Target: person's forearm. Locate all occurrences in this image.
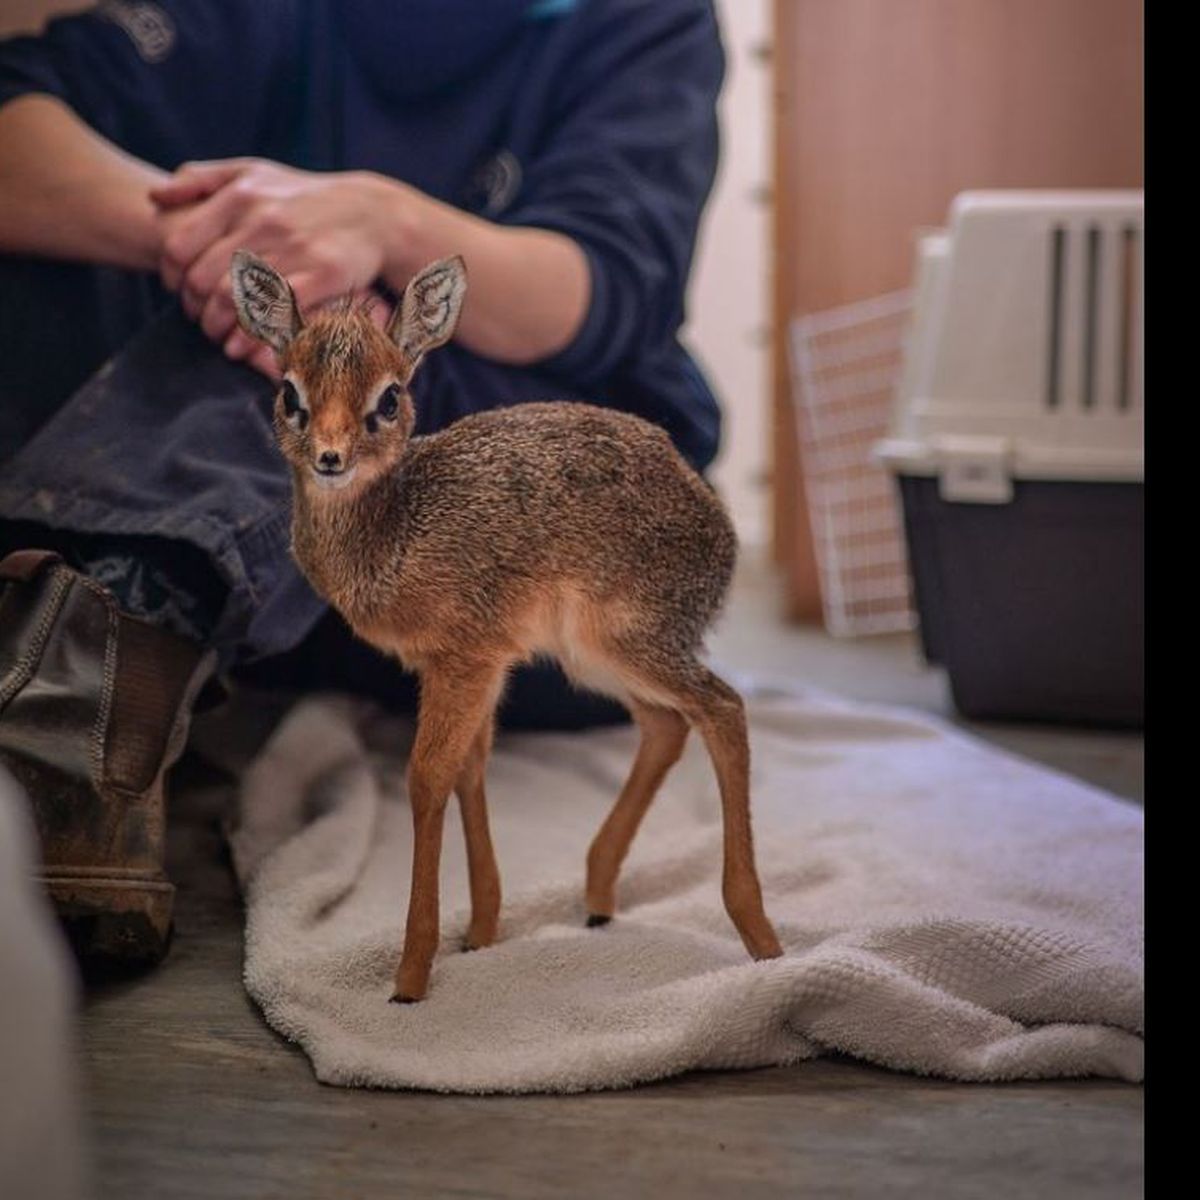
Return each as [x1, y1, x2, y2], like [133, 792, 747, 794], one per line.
[365, 173, 590, 366]
[0, 94, 165, 271]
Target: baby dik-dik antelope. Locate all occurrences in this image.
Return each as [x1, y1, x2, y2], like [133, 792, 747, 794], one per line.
[230, 250, 783, 1002]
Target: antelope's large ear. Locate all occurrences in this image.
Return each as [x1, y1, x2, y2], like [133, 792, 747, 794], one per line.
[387, 256, 467, 369]
[230, 250, 302, 354]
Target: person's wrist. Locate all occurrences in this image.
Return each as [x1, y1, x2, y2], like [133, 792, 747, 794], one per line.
[128, 182, 170, 274]
[360, 170, 435, 285]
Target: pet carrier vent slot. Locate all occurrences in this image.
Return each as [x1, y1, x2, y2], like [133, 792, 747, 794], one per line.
[1118, 224, 1138, 412]
[1046, 226, 1066, 410]
[1083, 225, 1101, 410]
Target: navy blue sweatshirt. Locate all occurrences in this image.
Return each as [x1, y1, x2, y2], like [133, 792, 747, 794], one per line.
[0, 0, 725, 467]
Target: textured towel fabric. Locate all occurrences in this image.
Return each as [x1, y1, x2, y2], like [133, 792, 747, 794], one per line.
[228, 687, 1144, 1093]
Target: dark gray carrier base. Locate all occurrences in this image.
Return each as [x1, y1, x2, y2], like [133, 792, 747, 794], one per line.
[897, 476, 1143, 727]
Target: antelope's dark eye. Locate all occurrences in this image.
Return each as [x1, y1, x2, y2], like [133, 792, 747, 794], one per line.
[377, 384, 400, 421]
[280, 380, 307, 430]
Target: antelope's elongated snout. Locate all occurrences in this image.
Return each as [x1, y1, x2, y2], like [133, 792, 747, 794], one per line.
[315, 449, 344, 475]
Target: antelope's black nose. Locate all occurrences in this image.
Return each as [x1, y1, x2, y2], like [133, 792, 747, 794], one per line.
[316, 450, 343, 475]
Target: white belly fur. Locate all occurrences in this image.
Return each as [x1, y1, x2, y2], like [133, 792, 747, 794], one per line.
[519, 591, 675, 711]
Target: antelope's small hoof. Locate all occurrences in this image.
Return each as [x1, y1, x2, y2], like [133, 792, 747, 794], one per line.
[586, 913, 612, 928]
[751, 934, 784, 961]
[462, 926, 496, 953]
[390, 992, 421, 1005]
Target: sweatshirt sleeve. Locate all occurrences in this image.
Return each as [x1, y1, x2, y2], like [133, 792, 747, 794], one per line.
[0, 3, 300, 168]
[0, 8, 127, 129]
[500, 0, 725, 386]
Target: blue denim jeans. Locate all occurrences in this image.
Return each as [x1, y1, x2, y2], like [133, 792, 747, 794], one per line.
[0, 303, 629, 729]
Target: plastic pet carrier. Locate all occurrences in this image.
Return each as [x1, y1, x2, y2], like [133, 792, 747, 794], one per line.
[876, 191, 1144, 726]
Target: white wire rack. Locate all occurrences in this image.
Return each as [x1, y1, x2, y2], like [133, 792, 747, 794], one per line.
[788, 291, 917, 637]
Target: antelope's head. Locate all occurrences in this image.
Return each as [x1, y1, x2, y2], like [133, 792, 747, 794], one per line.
[230, 251, 467, 496]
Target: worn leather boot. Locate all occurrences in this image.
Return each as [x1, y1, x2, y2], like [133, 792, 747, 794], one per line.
[0, 549, 215, 963]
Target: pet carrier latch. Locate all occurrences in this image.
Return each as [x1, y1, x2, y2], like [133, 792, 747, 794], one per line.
[936, 436, 1014, 504]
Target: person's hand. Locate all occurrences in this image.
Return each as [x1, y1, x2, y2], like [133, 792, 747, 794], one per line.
[151, 159, 397, 372]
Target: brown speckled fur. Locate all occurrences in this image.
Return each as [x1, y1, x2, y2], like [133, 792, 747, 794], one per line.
[232, 250, 782, 1002]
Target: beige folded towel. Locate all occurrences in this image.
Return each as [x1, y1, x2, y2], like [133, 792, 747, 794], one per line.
[229, 687, 1143, 1093]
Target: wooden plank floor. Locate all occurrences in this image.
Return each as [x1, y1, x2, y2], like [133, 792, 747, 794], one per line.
[77, 554, 1143, 1199]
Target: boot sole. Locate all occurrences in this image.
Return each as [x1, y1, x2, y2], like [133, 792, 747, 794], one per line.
[39, 869, 175, 964]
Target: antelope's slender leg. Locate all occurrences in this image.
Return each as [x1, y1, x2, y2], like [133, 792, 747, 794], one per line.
[585, 702, 688, 924]
[680, 667, 782, 960]
[456, 715, 501, 951]
[608, 646, 782, 961]
[392, 662, 505, 1003]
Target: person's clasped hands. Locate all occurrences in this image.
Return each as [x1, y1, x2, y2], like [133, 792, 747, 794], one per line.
[150, 158, 402, 377]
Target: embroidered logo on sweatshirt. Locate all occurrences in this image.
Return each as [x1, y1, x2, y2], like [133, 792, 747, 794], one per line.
[465, 149, 523, 218]
[97, 1, 176, 63]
